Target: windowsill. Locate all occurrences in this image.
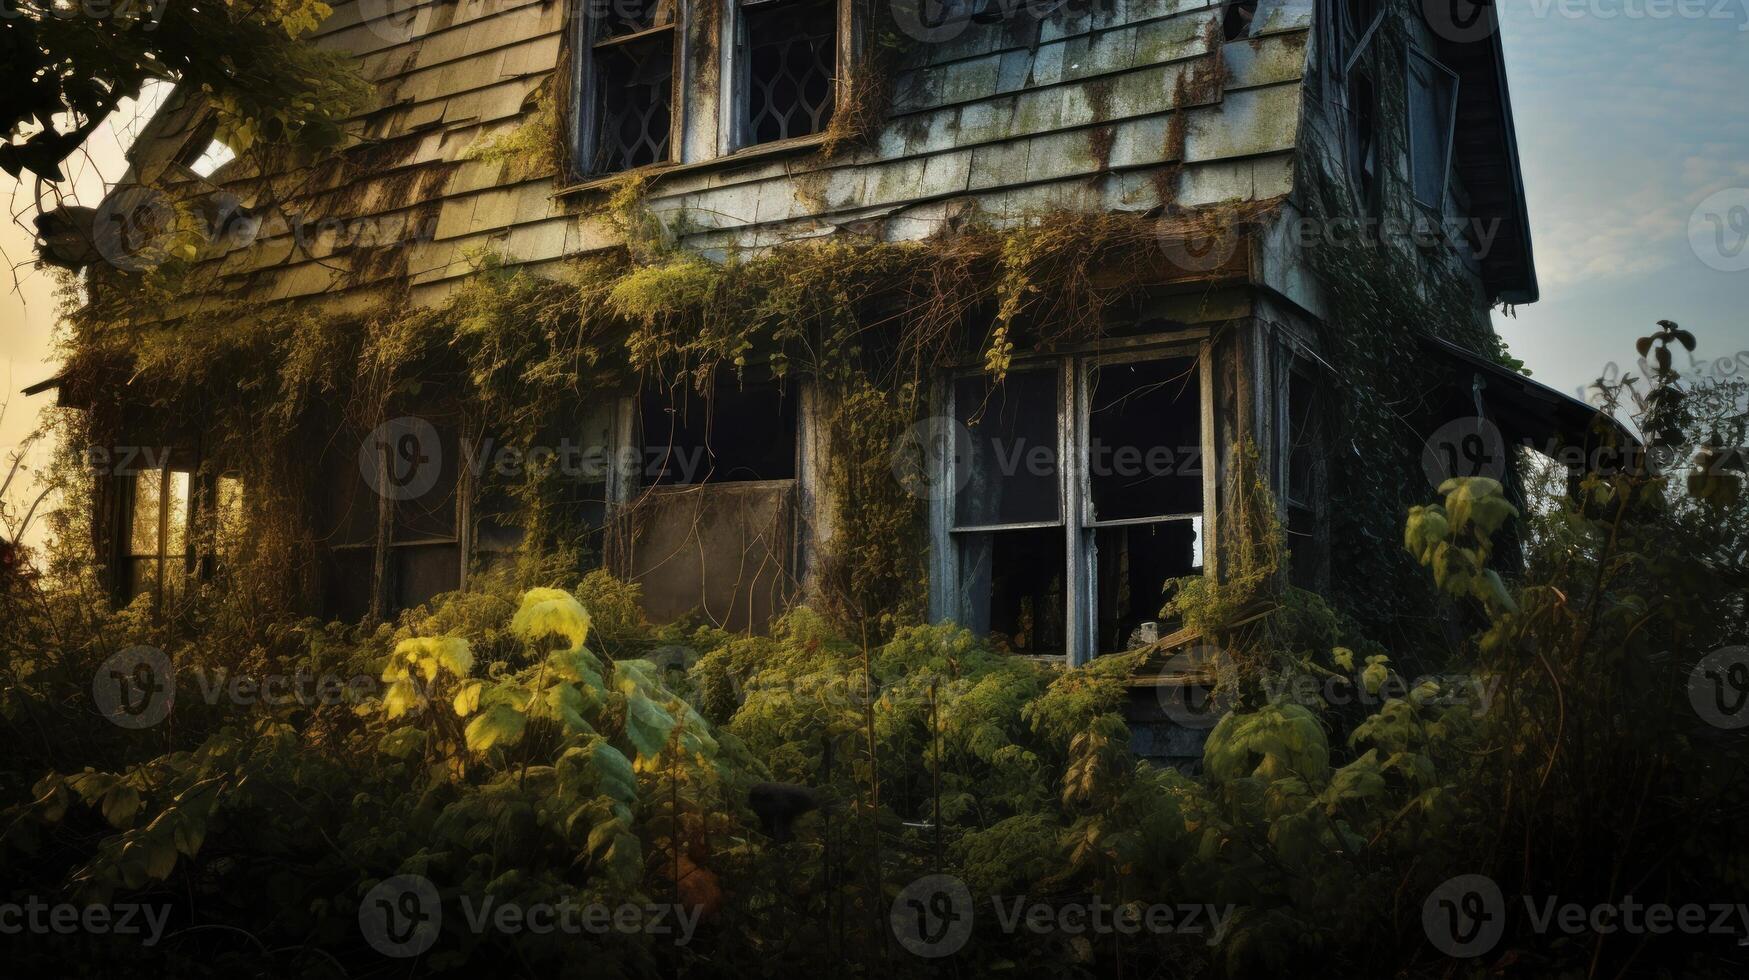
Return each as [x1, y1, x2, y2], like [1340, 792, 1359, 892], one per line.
[555, 134, 828, 199]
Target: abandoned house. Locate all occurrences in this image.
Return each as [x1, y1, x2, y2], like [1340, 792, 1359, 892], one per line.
[33, 0, 1613, 711]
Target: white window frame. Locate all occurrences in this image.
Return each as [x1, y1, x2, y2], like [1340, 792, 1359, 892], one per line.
[929, 340, 1217, 666]
[720, 0, 849, 154]
[571, 0, 684, 178]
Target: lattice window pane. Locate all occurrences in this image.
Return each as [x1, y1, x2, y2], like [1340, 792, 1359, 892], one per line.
[593, 34, 674, 174]
[743, 0, 836, 145]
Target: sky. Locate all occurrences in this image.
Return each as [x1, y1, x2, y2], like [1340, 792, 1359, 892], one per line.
[1491, 4, 1749, 400]
[3, 9, 1747, 543]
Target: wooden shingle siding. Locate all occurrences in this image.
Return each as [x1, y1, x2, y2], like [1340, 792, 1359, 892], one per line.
[136, 0, 1315, 313]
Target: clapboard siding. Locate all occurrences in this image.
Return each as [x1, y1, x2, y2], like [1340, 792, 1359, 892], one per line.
[132, 0, 1315, 313]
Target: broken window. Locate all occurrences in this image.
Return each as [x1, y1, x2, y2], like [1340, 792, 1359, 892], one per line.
[624, 378, 799, 632]
[640, 379, 797, 485]
[176, 121, 237, 179]
[1223, 0, 1258, 41]
[737, 0, 838, 147]
[1085, 357, 1205, 652]
[951, 368, 1066, 654]
[1283, 361, 1327, 591]
[937, 348, 1210, 662]
[578, 0, 676, 175]
[1406, 47, 1460, 214]
[1330, 0, 1384, 213]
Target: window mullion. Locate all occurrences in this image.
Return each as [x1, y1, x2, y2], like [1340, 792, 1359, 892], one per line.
[1064, 355, 1091, 667]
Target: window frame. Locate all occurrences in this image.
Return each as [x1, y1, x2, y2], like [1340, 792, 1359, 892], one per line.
[118, 459, 198, 614]
[1327, 0, 1385, 214]
[571, 0, 684, 179]
[1404, 44, 1461, 217]
[723, 0, 847, 153]
[930, 339, 1217, 666]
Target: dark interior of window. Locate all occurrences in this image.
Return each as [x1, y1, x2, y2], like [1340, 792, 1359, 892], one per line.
[742, 0, 836, 145]
[1086, 357, 1202, 522]
[641, 380, 797, 485]
[1095, 520, 1199, 652]
[961, 526, 1067, 656]
[1223, 0, 1258, 41]
[954, 369, 1060, 528]
[1407, 49, 1459, 212]
[587, 0, 674, 174]
[1286, 367, 1324, 590]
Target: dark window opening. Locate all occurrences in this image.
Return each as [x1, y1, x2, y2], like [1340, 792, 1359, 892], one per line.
[1086, 357, 1203, 523]
[1087, 357, 1204, 654]
[640, 380, 798, 486]
[1406, 48, 1460, 214]
[1285, 366, 1325, 591]
[323, 418, 463, 621]
[1096, 521, 1199, 653]
[953, 368, 1060, 528]
[582, 0, 675, 175]
[1348, 70, 1379, 211]
[1223, 0, 1258, 41]
[740, 0, 837, 146]
[959, 527, 1067, 656]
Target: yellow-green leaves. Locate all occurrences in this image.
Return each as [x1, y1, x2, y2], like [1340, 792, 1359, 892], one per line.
[452, 680, 484, 717]
[511, 588, 592, 651]
[464, 704, 528, 752]
[385, 636, 475, 683]
[1406, 479, 1522, 615]
[1204, 703, 1330, 786]
[1361, 655, 1391, 697]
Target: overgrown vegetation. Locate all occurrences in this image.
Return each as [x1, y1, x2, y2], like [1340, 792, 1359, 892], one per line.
[5, 320, 1746, 976]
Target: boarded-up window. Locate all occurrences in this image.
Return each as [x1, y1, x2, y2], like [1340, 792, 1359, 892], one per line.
[737, 0, 837, 146]
[579, 0, 676, 175]
[626, 379, 799, 630]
